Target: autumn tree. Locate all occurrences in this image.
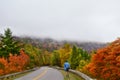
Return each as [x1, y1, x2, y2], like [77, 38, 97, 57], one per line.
[78, 48, 91, 70]
[24, 44, 42, 67]
[0, 28, 21, 58]
[58, 43, 71, 66]
[70, 45, 80, 69]
[0, 50, 30, 75]
[51, 51, 61, 66]
[84, 38, 120, 80]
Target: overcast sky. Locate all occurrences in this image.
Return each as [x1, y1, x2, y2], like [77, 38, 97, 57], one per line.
[0, 0, 120, 42]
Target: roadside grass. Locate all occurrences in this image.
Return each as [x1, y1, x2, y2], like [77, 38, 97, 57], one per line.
[60, 70, 85, 80]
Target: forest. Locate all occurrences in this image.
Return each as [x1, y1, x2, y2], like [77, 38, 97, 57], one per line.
[0, 28, 119, 80]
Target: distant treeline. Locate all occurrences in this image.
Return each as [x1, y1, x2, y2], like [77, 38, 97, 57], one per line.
[13, 36, 107, 53]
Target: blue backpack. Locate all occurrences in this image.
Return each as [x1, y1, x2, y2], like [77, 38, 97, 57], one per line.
[64, 62, 70, 69]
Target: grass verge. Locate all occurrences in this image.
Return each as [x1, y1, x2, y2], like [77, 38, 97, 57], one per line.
[60, 70, 85, 80]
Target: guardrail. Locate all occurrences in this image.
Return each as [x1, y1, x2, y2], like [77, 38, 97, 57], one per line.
[53, 66, 96, 80]
[0, 66, 96, 80]
[0, 67, 38, 80]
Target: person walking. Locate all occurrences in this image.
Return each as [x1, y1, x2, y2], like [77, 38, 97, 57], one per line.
[64, 60, 70, 80]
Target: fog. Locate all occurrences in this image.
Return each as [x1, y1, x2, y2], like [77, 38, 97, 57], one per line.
[0, 0, 120, 42]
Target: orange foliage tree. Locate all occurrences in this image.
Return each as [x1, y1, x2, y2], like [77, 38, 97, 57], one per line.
[84, 38, 120, 80]
[0, 50, 30, 75]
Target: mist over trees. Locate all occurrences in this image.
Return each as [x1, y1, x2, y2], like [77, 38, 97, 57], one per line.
[13, 36, 106, 53]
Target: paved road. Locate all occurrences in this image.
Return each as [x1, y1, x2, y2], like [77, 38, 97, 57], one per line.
[15, 67, 64, 80]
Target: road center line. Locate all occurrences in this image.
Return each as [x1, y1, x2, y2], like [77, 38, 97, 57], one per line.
[33, 68, 48, 80]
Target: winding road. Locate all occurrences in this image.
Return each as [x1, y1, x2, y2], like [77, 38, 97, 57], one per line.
[15, 67, 64, 80]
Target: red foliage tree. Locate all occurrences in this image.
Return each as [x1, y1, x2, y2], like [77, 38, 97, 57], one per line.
[84, 38, 120, 80]
[0, 50, 30, 75]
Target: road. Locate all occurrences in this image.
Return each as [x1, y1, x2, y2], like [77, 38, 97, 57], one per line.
[15, 67, 64, 80]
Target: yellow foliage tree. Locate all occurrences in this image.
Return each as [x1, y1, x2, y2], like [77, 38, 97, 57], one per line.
[58, 44, 72, 66]
[24, 44, 42, 67]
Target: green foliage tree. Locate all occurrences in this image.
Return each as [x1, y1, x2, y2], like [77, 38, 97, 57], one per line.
[24, 44, 42, 67]
[78, 48, 91, 60]
[70, 46, 91, 70]
[78, 48, 91, 70]
[0, 28, 20, 58]
[51, 51, 61, 66]
[70, 45, 80, 69]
